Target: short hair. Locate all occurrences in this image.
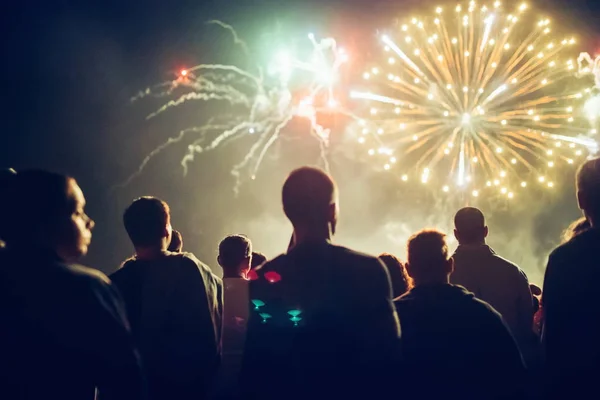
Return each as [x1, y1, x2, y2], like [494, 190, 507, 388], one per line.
[168, 229, 183, 252]
[577, 158, 600, 216]
[251, 251, 267, 269]
[454, 207, 486, 242]
[407, 229, 449, 273]
[123, 197, 170, 247]
[218, 235, 252, 269]
[282, 167, 337, 225]
[3, 170, 73, 245]
[379, 253, 413, 298]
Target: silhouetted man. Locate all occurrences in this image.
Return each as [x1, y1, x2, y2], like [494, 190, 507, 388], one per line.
[216, 235, 252, 399]
[111, 197, 222, 400]
[543, 157, 600, 398]
[240, 166, 401, 400]
[451, 207, 536, 364]
[0, 170, 144, 400]
[396, 230, 525, 399]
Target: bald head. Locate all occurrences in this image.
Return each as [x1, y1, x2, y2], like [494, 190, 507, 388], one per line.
[454, 207, 488, 244]
[282, 166, 338, 229]
[577, 158, 600, 223]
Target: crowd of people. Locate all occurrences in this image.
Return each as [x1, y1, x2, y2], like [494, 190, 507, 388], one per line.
[1, 158, 599, 400]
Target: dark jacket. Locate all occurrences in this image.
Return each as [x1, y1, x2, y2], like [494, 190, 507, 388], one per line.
[240, 240, 402, 400]
[111, 251, 222, 400]
[395, 283, 526, 400]
[0, 248, 145, 400]
[542, 227, 600, 398]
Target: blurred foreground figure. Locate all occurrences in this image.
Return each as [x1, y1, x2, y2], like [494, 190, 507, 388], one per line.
[0, 170, 144, 400]
[451, 207, 538, 366]
[241, 166, 401, 400]
[543, 157, 600, 398]
[111, 197, 222, 400]
[396, 230, 526, 400]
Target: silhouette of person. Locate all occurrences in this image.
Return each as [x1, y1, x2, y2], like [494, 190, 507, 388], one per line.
[240, 166, 401, 400]
[396, 230, 526, 399]
[216, 234, 252, 399]
[250, 251, 267, 269]
[543, 157, 600, 398]
[111, 197, 222, 400]
[0, 170, 144, 400]
[451, 207, 537, 366]
[167, 229, 183, 252]
[379, 252, 413, 298]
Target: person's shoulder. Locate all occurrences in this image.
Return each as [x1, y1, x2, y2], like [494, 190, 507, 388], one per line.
[550, 228, 599, 261]
[330, 244, 383, 269]
[58, 263, 117, 298]
[110, 256, 137, 278]
[175, 252, 221, 282]
[490, 251, 528, 279]
[58, 262, 110, 284]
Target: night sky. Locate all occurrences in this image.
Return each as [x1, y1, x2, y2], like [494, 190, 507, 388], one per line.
[3, 0, 600, 282]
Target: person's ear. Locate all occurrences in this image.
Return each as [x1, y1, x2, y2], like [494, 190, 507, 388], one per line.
[483, 226, 489, 239]
[454, 229, 459, 242]
[217, 255, 222, 267]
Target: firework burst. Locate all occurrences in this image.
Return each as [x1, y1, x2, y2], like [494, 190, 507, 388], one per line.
[120, 22, 347, 193]
[351, 2, 597, 199]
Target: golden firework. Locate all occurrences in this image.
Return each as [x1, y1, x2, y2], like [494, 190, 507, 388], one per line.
[351, 2, 597, 198]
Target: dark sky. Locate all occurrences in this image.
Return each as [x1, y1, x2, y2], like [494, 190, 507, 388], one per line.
[2, 0, 600, 280]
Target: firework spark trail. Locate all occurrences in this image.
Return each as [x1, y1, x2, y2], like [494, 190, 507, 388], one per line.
[577, 52, 600, 126]
[117, 22, 348, 191]
[352, 1, 596, 199]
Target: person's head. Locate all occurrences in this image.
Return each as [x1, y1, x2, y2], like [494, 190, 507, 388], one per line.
[562, 217, 591, 243]
[251, 251, 267, 269]
[577, 157, 600, 225]
[454, 207, 488, 245]
[168, 229, 183, 252]
[3, 170, 94, 262]
[123, 197, 172, 251]
[218, 235, 252, 278]
[282, 166, 338, 235]
[379, 253, 413, 298]
[405, 229, 453, 286]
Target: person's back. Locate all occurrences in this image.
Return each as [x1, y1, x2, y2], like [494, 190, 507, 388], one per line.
[396, 284, 525, 399]
[452, 245, 532, 337]
[451, 208, 534, 359]
[113, 251, 221, 399]
[242, 241, 400, 400]
[113, 196, 222, 400]
[397, 229, 525, 400]
[240, 167, 400, 400]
